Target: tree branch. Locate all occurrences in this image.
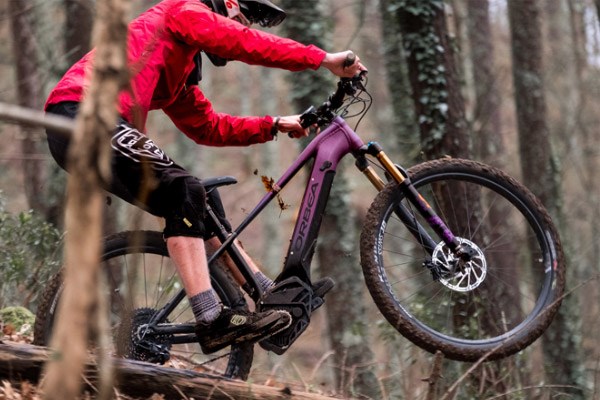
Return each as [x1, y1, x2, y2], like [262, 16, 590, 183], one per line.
[0, 102, 74, 135]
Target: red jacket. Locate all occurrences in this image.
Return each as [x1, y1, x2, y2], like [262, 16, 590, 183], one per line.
[45, 0, 326, 146]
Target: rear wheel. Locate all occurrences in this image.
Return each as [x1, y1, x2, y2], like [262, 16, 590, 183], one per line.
[360, 159, 565, 361]
[34, 230, 254, 379]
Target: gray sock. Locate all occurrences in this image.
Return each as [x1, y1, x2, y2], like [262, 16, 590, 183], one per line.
[255, 271, 274, 292]
[190, 289, 221, 323]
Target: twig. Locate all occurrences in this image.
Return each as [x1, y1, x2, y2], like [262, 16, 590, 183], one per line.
[308, 350, 335, 382]
[172, 384, 190, 400]
[484, 384, 591, 399]
[292, 361, 309, 391]
[425, 351, 445, 400]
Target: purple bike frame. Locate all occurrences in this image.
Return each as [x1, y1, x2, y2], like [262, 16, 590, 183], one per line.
[225, 117, 364, 285]
[152, 113, 462, 323]
[208, 115, 459, 302]
[150, 117, 363, 323]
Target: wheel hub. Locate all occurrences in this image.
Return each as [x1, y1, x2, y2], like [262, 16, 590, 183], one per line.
[432, 238, 486, 292]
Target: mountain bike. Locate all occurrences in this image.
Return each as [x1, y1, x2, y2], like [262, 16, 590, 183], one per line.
[34, 71, 565, 381]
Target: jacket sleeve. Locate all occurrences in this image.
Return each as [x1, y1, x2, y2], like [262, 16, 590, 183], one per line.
[163, 85, 275, 147]
[165, 2, 327, 71]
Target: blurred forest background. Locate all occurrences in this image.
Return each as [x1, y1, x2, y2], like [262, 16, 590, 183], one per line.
[2, 0, 600, 398]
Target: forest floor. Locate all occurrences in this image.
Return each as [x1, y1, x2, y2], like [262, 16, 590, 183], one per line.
[0, 324, 342, 400]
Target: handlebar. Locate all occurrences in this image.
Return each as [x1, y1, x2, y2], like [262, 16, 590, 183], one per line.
[299, 71, 367, 129]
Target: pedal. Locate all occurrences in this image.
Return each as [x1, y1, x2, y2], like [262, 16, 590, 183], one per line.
[311, 277, 335, 311]
[257, 277, 313, 355]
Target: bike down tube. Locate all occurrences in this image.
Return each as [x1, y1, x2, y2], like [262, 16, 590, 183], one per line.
[366, 142, 460, 252]
[274, 117, 365, 284]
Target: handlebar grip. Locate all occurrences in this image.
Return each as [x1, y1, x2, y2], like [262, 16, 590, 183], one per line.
[342, 52, 356, 69]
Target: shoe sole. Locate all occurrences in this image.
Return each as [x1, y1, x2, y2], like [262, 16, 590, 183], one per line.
[200, 310, 292, 354]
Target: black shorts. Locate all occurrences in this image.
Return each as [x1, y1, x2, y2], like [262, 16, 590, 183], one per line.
[45, 102, 231, 235]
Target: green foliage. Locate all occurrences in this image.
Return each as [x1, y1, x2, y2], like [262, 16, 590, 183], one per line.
[0, 194, 63, 310]
[0, 306, 35, 336]
[393, 0, 449, 144]
[390, 0, 444, 16]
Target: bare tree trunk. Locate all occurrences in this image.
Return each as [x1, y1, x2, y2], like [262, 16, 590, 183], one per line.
[462, 1, 527, 395]
[544, 0, 579, 152]
[317, 181, 380, 399]
[259, 68, 283, 271]
[507, 1, 586, 397]
[568, 0, 600, 272]
[65, 0, 94, 65]
[40, 0, 130, 398]
[45, 0, 97, 229]
[465, 0, 503, 164]
[8, 0, 46, 214]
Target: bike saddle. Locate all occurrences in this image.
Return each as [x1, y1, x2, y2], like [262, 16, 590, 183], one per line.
[201, 176, 237, 192]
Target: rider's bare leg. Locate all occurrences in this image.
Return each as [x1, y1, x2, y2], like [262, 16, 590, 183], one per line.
[166, 236, 212, 297]
[205, 236, 269, 288]
[167, 235, 226, 324]
[166, 235, 272, 320]
[167, 236, 290, 353]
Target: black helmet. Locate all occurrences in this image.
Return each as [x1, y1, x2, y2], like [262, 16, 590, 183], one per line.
[202, 0, 286, 28]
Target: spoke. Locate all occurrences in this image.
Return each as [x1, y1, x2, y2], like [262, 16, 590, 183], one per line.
[143, 253, 148, 308]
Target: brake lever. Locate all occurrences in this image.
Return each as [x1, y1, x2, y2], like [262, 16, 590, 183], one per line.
[289, 67, 367, 138]
[354, 70, 368, 91]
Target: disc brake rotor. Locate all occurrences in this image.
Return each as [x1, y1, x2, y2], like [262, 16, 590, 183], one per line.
[432, 237, 486, 292]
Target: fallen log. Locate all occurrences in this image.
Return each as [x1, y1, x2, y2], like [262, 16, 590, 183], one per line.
[0, 342, 336, 399]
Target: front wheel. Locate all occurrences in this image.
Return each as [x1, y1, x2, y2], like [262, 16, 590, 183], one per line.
[33, 230, 254, 379]
[360, 159, 565, 361]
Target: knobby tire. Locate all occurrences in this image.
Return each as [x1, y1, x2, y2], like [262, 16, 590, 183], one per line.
[360, 158, 565, 361]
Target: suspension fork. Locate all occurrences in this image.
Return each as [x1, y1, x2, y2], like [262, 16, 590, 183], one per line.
[355, 142, 462, 255]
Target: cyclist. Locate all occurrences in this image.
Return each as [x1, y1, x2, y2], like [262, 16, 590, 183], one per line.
[45, 0, 366, 354]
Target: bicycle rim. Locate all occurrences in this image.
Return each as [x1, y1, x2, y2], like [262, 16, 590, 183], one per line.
[361, 159, 564, 361]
